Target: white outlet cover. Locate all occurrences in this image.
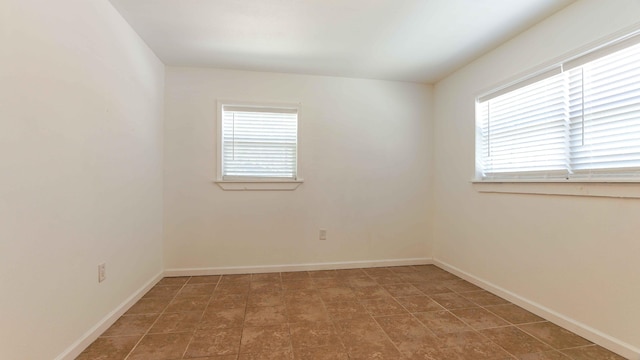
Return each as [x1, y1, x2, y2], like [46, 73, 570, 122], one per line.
[98, 263, 106, 283]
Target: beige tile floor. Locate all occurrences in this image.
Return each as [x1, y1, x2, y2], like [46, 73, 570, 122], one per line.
[77, 265, 626, 360]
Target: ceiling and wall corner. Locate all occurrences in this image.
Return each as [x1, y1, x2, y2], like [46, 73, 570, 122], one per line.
[107, 0, 575, 83]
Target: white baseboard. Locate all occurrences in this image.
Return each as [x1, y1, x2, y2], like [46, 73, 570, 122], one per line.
[433, 260, 640, 360]
[54, 270, 164, 360]
[164, 257, 433, 277]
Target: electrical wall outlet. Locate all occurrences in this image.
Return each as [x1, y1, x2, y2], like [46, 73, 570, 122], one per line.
[98, 263, 106, 283]
[319, 229, 327, 240]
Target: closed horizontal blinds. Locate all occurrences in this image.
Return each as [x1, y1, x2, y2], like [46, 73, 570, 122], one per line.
[569, 41, 640, 178]
[480, 72, 569, 179]
[478, 33, 640, 181]
[222, 106, 298, 180]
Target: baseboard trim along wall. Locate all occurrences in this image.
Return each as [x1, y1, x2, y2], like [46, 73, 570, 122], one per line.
[433, 260, 640, 360]
[55, 271, 164, 360]
[164, 257, 433, 277]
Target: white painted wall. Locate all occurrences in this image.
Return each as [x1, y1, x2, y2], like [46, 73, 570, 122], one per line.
[433, 0, 640, 356]
[164, 68, 432, 270]
[0, 0, 165, 359]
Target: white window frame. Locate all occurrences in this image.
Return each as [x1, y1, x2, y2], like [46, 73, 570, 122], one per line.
[215, 100, 303, 191]
[473, 27, 640, 199]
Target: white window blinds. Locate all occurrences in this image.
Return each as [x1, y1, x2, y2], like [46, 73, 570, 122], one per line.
[478, 33, 640, 181]
[221, 105, 298, 180]
[479, 72, 570, 178]
[570, 42, 640, 178]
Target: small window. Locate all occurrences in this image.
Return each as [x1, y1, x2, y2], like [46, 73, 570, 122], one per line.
[216, 102, 302, 190]
[476, 31, 640, 182]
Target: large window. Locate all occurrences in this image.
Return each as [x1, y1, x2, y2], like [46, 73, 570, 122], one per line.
[477, 32, 640, 181]
[217, 102, 301, 189]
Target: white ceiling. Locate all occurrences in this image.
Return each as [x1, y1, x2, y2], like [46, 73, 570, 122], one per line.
[108, 0, 574, 83]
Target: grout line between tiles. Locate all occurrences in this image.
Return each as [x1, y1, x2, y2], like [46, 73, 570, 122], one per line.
[123, 278, 191, 360]
[180, 275, 221, 359]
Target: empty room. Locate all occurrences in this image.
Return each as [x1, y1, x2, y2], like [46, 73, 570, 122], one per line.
[2, 0, 640, 359]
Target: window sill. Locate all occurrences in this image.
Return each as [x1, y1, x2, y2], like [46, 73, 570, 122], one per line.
[472, 180, 640, 199]
[215, 180, 304, 191]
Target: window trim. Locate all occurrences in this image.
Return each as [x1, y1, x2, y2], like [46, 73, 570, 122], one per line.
[471, 180, 640, 199]
[215, 99, 304, 191]
[474, 25, 640, 186]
